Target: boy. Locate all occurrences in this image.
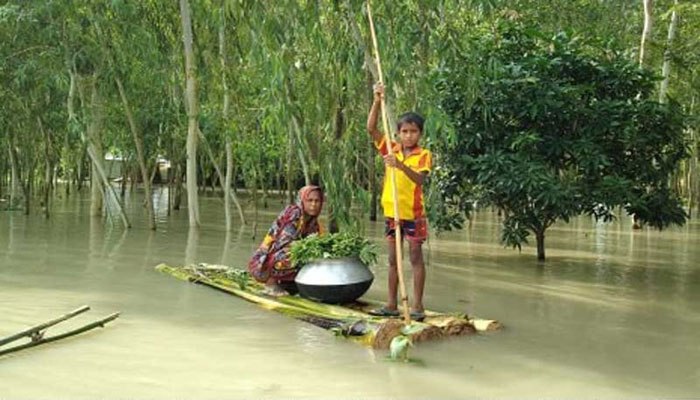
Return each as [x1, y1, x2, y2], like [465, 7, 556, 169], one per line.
[367, 83, 432, 321]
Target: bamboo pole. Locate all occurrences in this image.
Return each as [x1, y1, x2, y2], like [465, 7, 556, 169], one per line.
[366, 1, 411, 325]
[0, 313, 120, 357]
[0, 305, 90, 347]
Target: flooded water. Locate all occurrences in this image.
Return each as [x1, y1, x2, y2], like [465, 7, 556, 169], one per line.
[1, 188, 699, 398]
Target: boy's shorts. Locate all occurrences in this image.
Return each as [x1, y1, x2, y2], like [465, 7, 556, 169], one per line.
[385, 218, 428, 244]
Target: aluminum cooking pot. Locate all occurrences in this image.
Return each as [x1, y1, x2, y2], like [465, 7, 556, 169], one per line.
[294, 257, 374, 304]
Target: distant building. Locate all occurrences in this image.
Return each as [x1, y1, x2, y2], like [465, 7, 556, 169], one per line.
[104, 153, 123, 180]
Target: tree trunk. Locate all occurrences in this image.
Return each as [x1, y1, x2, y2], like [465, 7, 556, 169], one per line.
[197, 127, 245, 223]
[251, 169, 259, 239]
[38, 117, 52, 218]
[120, 163, 128, 199]
[23, 167, 32, 215]
[286, 119, 294, 205]
[115, 76, 156, 230]
[291, 115, 311, 186]
[89, 135, 103, 216]
[535, 229, 546, 262]
[224, 141, 234, 231]
[366, 69, 378, 221]
[218, 5, 243, 230]
[689, 103, 698, 216]
[174, 163, 184, 211]
[179, 0, 200, 227]
[76, 146, 87, 192]
[262, 176, 269, 209]
[640, 0, 654, 66]
[78, 76, 104, 217]
[7, 140, 18, 209]
[85, 142, 131, 229]
[74, 72, 130, 228]
[659, 0, 679, 103]
[64, 61, 77, 198]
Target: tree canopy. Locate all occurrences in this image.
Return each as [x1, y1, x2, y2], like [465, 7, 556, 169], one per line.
[434, 21, 688, 260]
[0, 1, 698, 260]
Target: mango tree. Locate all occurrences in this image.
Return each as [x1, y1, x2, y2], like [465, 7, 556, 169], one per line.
[435, 22, 688, 260]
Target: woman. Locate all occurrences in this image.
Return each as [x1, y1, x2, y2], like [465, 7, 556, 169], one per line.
[248, 186, 323, 296]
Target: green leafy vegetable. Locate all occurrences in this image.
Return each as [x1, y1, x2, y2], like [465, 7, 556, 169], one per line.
[289, 232, 378, 267]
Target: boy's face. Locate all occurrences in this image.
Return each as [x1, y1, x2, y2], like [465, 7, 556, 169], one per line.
[398, 122, 422, 149]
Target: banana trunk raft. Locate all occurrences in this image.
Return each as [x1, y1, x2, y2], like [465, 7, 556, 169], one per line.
[155, 263, 502, 349]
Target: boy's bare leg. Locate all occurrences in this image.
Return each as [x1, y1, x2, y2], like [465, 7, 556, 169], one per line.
[387, 239, 399, 310]
[409, 241, 425, 312]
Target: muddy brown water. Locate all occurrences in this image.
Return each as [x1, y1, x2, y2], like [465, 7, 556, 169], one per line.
[1, 189, 698, 398]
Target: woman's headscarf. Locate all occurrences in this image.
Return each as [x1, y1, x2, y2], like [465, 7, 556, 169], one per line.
[297, 185, 324, 230]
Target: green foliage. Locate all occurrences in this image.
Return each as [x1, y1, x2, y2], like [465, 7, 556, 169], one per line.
[389, 335, 412, 362]
[289, 231, 378, 268]
[223, 268, 250, 290]
[387, 324, 424, 362]
[434, 21, 689, 258]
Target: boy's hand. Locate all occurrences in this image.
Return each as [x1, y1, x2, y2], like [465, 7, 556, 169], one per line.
[373, 82, 384, 103]
[383, 154, 400, 168]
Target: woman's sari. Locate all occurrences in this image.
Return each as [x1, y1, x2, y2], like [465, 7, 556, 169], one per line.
[248, 186, 323, 283]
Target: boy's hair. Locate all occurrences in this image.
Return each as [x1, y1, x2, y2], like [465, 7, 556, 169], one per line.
[396, 112, 425, 133]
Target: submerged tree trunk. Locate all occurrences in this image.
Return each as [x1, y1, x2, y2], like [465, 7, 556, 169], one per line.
[38, 117, 52, 218]
[251, 169, 259, 239]
[173, 162, 184, 211]
[115, 76, 156, 230]
[659, 0, 679, 103]
[84, 78, 104, 217]
[640, 0, 654, 66]
[7, 139, 19, 209]
[198, 128, 245, 222]
[535, 229, 546, 261]
[689, 98, 698, 217]
[220, 7, 233, 231]
[218, 4, 246, 229]
[22, 167, 32, 215]
[224, 141, 234, 230]
[179, 0, 200, 227]
[73, 71, 130, 228]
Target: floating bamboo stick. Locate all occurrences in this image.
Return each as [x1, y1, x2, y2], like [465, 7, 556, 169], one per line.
[0, 311, 120, 357]
[0, 305, 90, 347]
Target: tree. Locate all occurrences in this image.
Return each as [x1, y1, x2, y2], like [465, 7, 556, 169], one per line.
[179, 0, 201, 227]
[640, 0, 654, 66]
[434, 22, 688, 261]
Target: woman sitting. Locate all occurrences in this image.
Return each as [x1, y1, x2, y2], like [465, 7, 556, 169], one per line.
[248, 186, 323, 296]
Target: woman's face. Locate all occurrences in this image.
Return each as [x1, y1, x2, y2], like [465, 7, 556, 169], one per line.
[303, 190, 322, 217]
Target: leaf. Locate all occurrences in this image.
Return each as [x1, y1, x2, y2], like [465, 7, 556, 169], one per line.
[389, 335, 411, 362]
